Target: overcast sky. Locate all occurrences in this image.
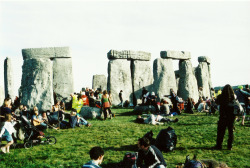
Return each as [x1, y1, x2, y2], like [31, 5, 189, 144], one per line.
[0, 0, 250, 97]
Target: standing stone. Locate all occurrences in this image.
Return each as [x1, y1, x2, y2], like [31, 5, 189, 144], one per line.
[178, 60, 199, 102]
[0, 86, 4, 105]
[107, 59, 133, 105]
[4, 57, 15, 101]
[19, 59, 53, 111]
[53, 58, 74, 104]
[196, 61, 210, 99]
[131, 60, 153, 104]
[92, 75, 107, 91]
[153, 58, 177, 100]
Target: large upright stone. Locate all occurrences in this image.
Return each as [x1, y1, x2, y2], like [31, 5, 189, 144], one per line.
[0, 86, 4, 105]
[53, 58, 74, 103]
[178, 60, 199, 102]
[92, 75, 107, 91]
[160, 50, 191, 60]
[108, 50, 151, 61]
[153, 58, 177, 99]
[131, 60, 153, 104]
[20, 59, 53, 111]
[4, 57, 15, 101]
[196, 62, 210, 99]
[107, 59, 133, 105]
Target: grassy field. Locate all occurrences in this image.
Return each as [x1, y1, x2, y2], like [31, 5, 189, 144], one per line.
[0, 108, 249, 168]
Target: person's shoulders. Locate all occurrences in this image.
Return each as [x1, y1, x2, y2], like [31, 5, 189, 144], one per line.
[82, 160, 101, 168]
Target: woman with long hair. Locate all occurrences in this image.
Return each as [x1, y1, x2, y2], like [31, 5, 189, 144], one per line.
[214, 84, 236, 150]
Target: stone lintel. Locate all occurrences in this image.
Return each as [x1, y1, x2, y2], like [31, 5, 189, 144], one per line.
[198, 56, 211, 64]
[107, 50, 151, 61]
[22, 47, 71, 60]
[160, 50, 191, 60]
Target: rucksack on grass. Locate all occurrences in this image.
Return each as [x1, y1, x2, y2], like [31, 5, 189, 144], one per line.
[155, 126, 177, 152]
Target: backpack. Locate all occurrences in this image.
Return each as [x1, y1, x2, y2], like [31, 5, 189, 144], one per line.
[121, 152, 138, 168]
[155, 127, 177, 152]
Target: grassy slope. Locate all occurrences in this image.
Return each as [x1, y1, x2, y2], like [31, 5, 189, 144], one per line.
[0, 108, 249, 168]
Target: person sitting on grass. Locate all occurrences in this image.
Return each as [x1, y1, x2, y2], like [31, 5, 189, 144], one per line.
[0, 114, 15, 154]
[82, 146, 104, 168]
[69, 109, 91, 128]
[136, 137, 167, 168]
[159, 99, 170, 115]
[136, 114, 178, 125]
[31, 107, 47, 131]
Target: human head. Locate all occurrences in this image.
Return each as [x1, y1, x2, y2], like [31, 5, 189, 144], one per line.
[151, 92, 155, 96]
[245, 84, 249, 89]
[120, 90, 123, 92]
[221, 84, 235, 102]
[238, 85, 243, 90]
[89, 147, 104, 164]
[33, 106, 38, 112]
[3, 98, 12, 107]
[103, 90, 107, 95]
[138, 137, 150, 151]
[19, 104, 24, 110]
[34, 110, 39, 116]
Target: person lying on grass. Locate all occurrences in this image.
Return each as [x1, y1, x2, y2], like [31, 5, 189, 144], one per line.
[82, 146, 104, 168]
[136, 114, 178, 125]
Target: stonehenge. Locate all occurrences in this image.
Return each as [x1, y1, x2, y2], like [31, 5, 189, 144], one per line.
[19, 47, 74, 111]
[0, 86, 4, 105]
[3, 47, 212, 111]
[92, 75, 107, 91]
[4, 57, 15, 101]
[107, 50, 212, 105]
[107, 50, 153, 105]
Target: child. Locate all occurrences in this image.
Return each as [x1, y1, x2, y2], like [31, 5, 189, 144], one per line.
[0, 114, 15, 153]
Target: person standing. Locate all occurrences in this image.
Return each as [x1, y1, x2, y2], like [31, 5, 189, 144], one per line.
[214, 84, 236, 150]
[101, 90, 113, 120]
[119, 90, 123, 107]
[234, 85, 250, 125]
[136, 137, 167, 168]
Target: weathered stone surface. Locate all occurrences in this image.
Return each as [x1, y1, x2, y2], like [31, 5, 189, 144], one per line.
[133, 105, 157, 114]
[195, 62, 211, 99]
[107, 50, 151, 61]
[4, 57, 15, 101]
[19, 59, 53, 111]
[178, 60, 199, 102]
[153, 58, 177, 100]
[0, 86, 4, 105]
[198, 56, 211, 64]
[92, 75, 107, 91]
[53, 58, 74, 104]
[131, 60, 153, 105]
[79, 106, 102, 119]
[208, 64, 212, 89]
[160, 50, 191, 60]
[107, 59, 133, 105]
[22, 47, 71, 60]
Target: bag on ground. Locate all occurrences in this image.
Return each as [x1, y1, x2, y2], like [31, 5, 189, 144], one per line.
[121, 152, 138, 168]
[155, 126, 177, 152]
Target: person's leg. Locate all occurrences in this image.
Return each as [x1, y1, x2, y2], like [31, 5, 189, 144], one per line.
[103, 108, 108, 119]
[5, 140, 14, 153]
[227, 119, 235, 149]
[216, 120, 226, 149]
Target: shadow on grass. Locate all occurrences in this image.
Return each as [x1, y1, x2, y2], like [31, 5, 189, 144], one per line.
[116, 111, 136, 116]
[103, 144, 137, 152]
[177, 122, 217, 126]
[102, 162, 122, 168]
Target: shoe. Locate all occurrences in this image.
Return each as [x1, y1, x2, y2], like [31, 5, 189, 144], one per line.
[1, 147, 6, 153]
[86, 123, 92, 127]
[174, 118, 179, 123]
[110, 115, 112, 119]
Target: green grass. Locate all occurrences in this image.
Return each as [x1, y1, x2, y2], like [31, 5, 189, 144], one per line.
[0, 109, 249, 168]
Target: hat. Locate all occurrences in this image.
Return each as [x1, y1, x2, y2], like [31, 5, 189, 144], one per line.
[238, 85, 243, 89]
[151, 92, 155, 96]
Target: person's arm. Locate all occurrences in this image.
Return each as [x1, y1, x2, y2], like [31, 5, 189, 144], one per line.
[0, 127, 6, 137]
[240, 90, 250, 97]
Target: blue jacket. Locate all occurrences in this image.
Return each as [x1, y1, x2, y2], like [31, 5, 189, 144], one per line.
[235, 90, 250, 105]
[82, 160, 101, 168]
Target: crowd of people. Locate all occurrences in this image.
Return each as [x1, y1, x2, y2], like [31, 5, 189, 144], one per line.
[0, 84, 249, 167]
